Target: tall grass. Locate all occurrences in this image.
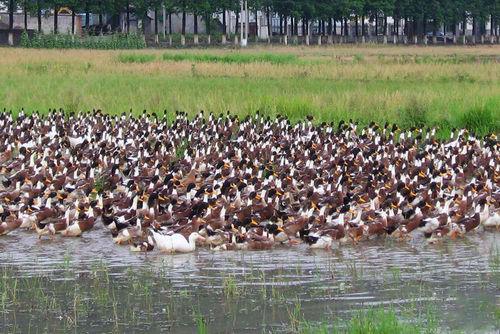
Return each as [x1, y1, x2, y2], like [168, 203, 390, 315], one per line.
[162, 52, 298, 64]
[0, 47, 498, 135]
[117, 53, 157, 63]
[298, 308, 437, 334]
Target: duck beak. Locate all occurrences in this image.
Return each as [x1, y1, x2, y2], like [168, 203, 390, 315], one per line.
[158, 195, 166, 201]
[391, 203, 397, 209]
[418, 171, 426, 178]
[359, 197, 366, 204]
[255, 194, 262, 201]
[250, 220, 259, 227]
[425, 203, 432, 209]
[286, 176, 292, 181]
[277, 227, 285, 233]
[57, 193, 64, 200]
[276, 191, 283, 196]
[91, 188, 98, 194]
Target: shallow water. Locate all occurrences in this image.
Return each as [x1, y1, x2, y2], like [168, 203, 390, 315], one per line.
[0, 226, 499, 333]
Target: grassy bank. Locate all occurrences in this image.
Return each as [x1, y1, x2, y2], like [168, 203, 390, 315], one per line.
[0, 45, 499, 134]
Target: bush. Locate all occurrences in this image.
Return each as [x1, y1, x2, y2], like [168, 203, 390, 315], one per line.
[20, 31, 31, 48]
[459, 106, 497, 136]
[399, 96, 428, 128]
[23, 33, 146, 50]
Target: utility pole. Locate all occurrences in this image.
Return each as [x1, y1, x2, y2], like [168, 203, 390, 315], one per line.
[245, 0, 249, 42]
[240, 0, 246, 46]
[162, 4, 166, 39]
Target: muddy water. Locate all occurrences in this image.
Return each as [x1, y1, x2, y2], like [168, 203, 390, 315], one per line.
[0, 226, 498, 333]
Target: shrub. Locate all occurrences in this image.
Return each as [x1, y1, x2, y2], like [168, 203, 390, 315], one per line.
[22, 33, 146, 50]
[399, 96, 428, 128]
[20, 31, 31, 48]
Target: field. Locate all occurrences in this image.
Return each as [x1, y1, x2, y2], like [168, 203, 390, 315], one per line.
[0, 45, 499, 135]
[0, 45, 499, 333]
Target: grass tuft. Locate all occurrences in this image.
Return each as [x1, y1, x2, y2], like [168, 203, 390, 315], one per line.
[399, 96, 428, 128]
[117, 54, 156, 63]
[458, 106, 496, 136]
[162, 52, 298, 65]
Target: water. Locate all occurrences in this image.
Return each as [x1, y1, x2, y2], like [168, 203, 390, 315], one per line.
[0, 225, 498, 333]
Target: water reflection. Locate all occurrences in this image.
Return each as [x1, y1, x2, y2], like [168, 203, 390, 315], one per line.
[0, 230, 498, 333]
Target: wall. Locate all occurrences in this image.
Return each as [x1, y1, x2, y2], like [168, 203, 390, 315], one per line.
[0, 13, 82, 35]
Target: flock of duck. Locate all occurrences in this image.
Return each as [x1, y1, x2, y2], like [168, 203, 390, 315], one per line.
[0, 109, 498, 253]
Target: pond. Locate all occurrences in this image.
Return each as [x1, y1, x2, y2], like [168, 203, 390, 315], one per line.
[0, 226, 498, 333]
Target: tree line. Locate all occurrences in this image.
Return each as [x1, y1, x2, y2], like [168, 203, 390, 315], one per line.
[2, 0, 499, 38]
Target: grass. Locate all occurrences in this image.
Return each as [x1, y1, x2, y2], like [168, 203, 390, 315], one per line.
[161, 52, 298, 64]
[117, 53, 156, 63]
[297, 308, 437, 334]
[0, 46, 499, 136]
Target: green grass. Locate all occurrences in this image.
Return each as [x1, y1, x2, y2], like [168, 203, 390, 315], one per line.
[299, 308, 437, 334]
[1, 47, 499, 136]
[117, 53, 157, 63]
[161, 52, 298, 64]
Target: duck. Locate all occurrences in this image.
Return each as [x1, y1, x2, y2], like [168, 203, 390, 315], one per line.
[149, 230, 206, 253]
[0, 210, 22, 236]
[0, 108, 496, 254]
[61, 207, 95, 237]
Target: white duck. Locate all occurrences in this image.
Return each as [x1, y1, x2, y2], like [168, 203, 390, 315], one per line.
[150, 230, 205, 253]
[308, 233, 335, 249]
[482, 211, 500, 229]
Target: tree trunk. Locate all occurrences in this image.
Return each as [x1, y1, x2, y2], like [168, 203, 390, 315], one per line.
[168, 13, 172, 45]
[344, 18, 348, 36]
[72, 9, 75, 35]
[24, 1, 28, 31]
[193, 14, 198, 45]
[462, 13, 467, 36]
[126, 1, 130, 34]
[181, 11, 186, 45]
[384, 15, 387, 35]
[169, 13, 172, 34]
[8, 0, 14, 30]
[333, 19, 336, 35]
[255, 9, 259, 42]
[375, 15, 378, 36]
[361, 15, 365, 37]
[266, 8, 271, 42]
[54, 5, 59, 34]
[37, 0, 42, 32]
[235, 12, 239, 34]
[355, 16, 359, 37]
[280, 15, 283, 36]
[85, 2, 90, 33]
[154, 8, 159, 44]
